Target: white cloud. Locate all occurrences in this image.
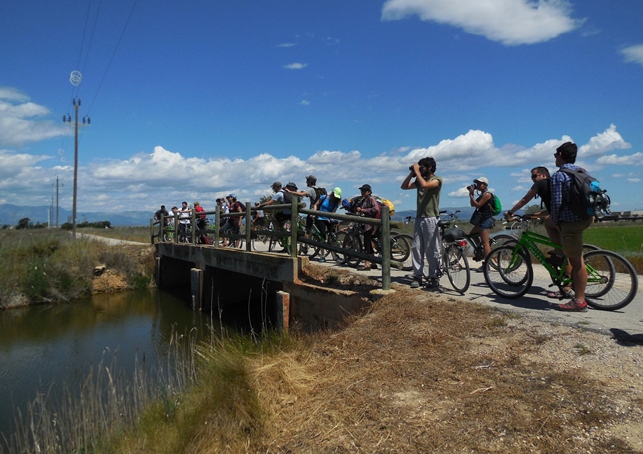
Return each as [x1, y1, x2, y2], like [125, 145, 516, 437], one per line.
[284, 62, 308, 70]
[277, 42, 297, 48]
[0, 90, 70, 147]
[578, 124, 631, 158]
[596, 152, 643, 167]
[300, 100, 310, 106]
[627, 178, 641, 183]
[381, 0, 580, 45]
[620, 44, 643, 66]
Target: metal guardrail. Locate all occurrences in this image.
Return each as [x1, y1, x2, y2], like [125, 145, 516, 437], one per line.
[151, 197, 396, 290]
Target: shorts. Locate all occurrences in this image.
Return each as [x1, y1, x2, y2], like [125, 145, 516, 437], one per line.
[274, 212, 290, 224]
[477, 217, 494, 230]
[560, 217, 593, 258]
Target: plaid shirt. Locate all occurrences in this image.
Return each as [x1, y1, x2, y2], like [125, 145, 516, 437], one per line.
[550, 163, 583, 225]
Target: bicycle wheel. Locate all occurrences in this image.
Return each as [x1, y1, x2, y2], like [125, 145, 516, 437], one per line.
[342, 233, 362, 267]
[483, 246, 533, 299]
[328, 232, 346, 263]
[491, 233, 518, 248]
[391, 234, 411, 263]
[298, 238, 320, 259]
[584, 250, 638, 311]
[394, 234, 413, 270]
[444, 244, 470, 294]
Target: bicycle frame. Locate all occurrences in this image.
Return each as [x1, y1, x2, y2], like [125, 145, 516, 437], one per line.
[507, 229, 605, 289]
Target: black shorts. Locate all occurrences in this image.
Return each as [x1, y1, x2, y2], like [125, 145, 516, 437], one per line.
[274, 212, 289, 224]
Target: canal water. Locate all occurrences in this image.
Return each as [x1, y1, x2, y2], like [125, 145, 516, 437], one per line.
[0, 287, 217, 441]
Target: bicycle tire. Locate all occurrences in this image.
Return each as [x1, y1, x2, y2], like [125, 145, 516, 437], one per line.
[444, 244, 470, 294]
[483, 245, 533, 299]
[331, 232, 348, 264]
[391, 234, 411, 263]
[394, 233, 413, 270]
[584, 250, 638, 311]
[298, 238, 320, 259]
[342, 233, 362, 267]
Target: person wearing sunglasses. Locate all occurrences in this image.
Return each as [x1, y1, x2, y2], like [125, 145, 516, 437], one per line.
[504, 166, 572, 298]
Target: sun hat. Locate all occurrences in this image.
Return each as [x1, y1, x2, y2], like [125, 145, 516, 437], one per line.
[474, 177, 489, 185]
[286, 182, 298, 190]
[332, 187, 342, 198]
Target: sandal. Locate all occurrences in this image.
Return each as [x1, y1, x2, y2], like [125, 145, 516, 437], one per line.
[546, 289, 573, 299]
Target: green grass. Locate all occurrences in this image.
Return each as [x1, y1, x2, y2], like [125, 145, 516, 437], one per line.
[0, 229, 155, 307]
[583, 224, 643, 254]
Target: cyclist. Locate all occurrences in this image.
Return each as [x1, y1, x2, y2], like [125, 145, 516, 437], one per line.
[258, 182, 294, 228]
[178, 201, 191, 240]
[550, 142, 592, 312]
[354, 184, 380, 271]
[312, 187, 342, 262]
[153, 205, 169, 239]
[285, 175, 323, 236]
[401, 157, 442, 289]
[468, 177, 493, 262]
[505, 166, 572, 299]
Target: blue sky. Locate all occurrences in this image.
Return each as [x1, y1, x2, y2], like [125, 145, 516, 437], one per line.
[1, 0, 642, 216]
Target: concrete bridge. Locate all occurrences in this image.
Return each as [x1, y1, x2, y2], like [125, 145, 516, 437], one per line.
[154, 199, 397, 331]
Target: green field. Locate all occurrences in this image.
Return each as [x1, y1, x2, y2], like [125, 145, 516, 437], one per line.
[584, 224, 643, 255]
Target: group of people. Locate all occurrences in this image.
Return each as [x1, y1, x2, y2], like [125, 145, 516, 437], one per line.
[154, 201, 207, 239]
[256, 177, 382, 269]
[405, 141, 592, 312]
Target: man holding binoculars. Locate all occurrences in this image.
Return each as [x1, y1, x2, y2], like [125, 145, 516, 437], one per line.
[401, 157, 442, 289]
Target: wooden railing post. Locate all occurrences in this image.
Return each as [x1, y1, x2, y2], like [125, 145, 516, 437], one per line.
[214, 205, 220, 248]
[246, 201, 252, 252]
[290, 196, 298, 258]
[191, 210, 197, 244]
[150, 218, 155, 244]
[381, 205, 391, 290]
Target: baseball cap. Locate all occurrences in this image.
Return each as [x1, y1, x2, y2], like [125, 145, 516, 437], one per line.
[474, 177, 489, 185]
[332, 187, 342, 198]
[358, 184, 372, 192]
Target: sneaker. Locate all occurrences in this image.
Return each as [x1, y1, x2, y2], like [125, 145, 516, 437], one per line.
[425, 277, 440, 289]
[318, 256, 326, 263]
[557, 298, 588, 312]
[410, 277, 422, 289]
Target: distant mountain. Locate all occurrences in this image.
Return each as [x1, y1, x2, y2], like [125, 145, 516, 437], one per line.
[0, 204, 154, 227]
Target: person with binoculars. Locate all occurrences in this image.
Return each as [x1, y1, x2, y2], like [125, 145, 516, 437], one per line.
[401, 157, 442, 289]
[467, 177, 494, 263]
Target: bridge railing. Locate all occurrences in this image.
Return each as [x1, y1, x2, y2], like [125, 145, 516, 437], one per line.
[152, 197, 396, 290]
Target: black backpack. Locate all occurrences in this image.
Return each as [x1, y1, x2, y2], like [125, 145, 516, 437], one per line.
[561, 168, 611, 219]
[313, 186, 327, 203]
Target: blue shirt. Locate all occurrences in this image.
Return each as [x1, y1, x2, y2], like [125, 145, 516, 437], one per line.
[316, 195, 339, 221]
[550, 163, 583, 225]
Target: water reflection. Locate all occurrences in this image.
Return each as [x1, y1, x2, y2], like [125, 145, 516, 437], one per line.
[0, 287, 210, 439]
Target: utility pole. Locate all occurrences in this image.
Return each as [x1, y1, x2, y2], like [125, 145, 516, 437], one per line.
[56, 176, 60, 228]
[63, 98, 90, 239]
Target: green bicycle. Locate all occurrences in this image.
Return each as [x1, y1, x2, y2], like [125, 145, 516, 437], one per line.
[483, 214, 638, 310]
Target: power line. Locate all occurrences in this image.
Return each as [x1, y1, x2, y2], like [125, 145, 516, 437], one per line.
[87, 0, 139, 115]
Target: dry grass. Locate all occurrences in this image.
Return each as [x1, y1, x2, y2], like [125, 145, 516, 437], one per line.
[243, 267, 643, 453]
[106, 264, 643, 453]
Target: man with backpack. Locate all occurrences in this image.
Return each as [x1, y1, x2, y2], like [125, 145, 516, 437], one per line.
[285, 175, 326, 235]
[258, 181, 294, 227]
[401, 157, 442, 289]
[550, 141, 593, 312]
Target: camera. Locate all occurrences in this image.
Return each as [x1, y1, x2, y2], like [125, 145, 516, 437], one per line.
[467, 184, 476, 192]
[409, 165, 415, 171]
